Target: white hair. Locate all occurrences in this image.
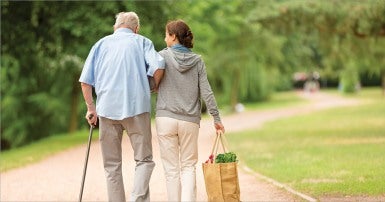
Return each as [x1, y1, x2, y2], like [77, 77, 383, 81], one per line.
[114, 12, 140, 31]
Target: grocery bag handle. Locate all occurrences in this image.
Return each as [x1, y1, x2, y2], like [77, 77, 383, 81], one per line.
[210, 131, 228, 157]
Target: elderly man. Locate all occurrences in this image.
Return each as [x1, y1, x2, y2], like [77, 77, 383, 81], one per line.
[79, 12, 164, 202]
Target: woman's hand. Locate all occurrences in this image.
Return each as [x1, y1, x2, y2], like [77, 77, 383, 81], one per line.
[214, 122, 225, 134]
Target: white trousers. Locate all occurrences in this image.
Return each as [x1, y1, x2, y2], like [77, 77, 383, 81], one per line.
[155, 117, 200, 202]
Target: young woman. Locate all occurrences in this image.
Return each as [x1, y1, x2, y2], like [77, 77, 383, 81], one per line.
[155, 20, 225, 201]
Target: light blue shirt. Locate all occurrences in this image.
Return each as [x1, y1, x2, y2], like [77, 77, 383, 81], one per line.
[79, 28, 165, 120]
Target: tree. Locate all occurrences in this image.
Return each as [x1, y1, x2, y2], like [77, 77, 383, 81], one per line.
[1, 1, 125, 148]
[1, 1, 181, 148]
[173, 0, 279, 110]
[248, 0, 385, 92]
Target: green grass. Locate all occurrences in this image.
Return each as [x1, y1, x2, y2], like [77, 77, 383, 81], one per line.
[0, 129, 98, 172]
[244, 90, 308, 110]
[227, 87, 385, 197]
[212, 90, 308, 116]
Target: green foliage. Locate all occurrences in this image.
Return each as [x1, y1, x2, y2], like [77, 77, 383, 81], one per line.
[1, 1, 129, 148]
[2, 0, 384, 149]
[339, 68, 360, 93]
[215, 152, 237, 163]
[1, 1, 177, 148]
[185, 0, 275, 108]
[250, 0, 385, 88]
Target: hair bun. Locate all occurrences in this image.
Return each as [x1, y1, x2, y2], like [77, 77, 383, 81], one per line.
[186, 30, 192, 37]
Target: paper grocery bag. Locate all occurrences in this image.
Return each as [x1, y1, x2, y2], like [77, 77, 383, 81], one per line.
[202, 132, 240, 202]
[202, 162, 240, 202]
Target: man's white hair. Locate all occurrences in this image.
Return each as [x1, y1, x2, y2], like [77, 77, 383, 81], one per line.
[114, 12, 140, 30]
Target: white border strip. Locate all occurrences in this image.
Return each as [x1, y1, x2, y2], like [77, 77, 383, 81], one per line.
[242, 165, 317, 202]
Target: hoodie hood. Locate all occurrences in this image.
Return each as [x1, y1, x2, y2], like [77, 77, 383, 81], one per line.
[166, 48, 201, 73]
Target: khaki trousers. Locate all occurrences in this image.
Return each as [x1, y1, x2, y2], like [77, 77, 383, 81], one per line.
[155, 117, 200, 202]
[99, 113, 155, 202]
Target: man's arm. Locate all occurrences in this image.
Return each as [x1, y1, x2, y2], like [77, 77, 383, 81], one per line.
[80, 82, 97, 125]
[153, 69, 164, 91]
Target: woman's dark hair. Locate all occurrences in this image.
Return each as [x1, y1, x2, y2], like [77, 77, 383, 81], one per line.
[166, 20, 193, 48]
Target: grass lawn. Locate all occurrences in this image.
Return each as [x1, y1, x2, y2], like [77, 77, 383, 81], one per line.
[244, 90, 308, 110]
[227, 87, 385, 197]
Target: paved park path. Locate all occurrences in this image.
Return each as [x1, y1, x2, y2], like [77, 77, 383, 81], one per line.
[1, 91, 362, 202]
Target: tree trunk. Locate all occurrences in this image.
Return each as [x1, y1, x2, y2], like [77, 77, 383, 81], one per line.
[382, 71, 385, 96]
[230, 69, 240, 112]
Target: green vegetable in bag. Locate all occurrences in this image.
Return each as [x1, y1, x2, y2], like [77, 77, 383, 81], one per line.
[215, 152, 237, 163]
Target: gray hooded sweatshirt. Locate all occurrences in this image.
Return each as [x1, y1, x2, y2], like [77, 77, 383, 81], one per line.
[156, 48, 221, 125]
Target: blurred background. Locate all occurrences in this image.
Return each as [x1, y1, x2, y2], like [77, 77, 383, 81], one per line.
[1, 0, 384, 149]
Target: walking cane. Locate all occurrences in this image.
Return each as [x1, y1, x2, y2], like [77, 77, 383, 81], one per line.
[79, 114, 95, 202]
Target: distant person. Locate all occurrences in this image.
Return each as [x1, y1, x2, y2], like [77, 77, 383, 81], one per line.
[155, 19, 225, 201]
[79, 12, 164, 202]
